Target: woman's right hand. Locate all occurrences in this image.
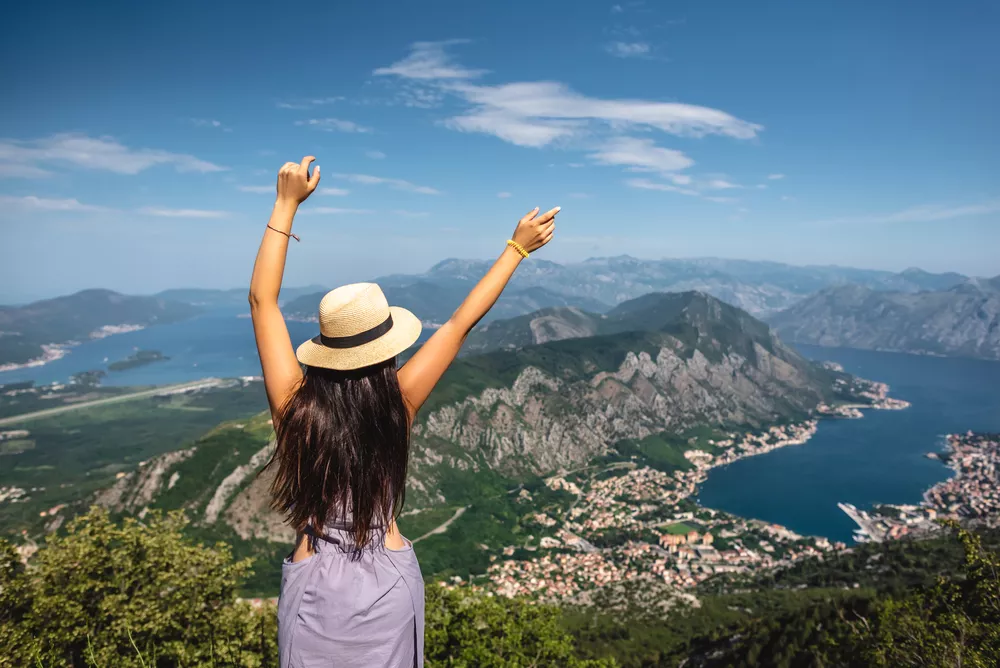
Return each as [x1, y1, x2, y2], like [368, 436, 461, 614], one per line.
[276, 156, 321, 205]
[512, 206, 560, 253]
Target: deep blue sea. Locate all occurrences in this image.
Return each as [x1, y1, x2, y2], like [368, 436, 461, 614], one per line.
[0, 310, 318, 387]
[699, 345, 1000, 543]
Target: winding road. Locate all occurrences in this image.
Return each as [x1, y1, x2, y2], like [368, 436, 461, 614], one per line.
[412, 506, 469, 544]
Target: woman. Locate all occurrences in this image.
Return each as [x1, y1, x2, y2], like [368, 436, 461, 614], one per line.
[249, 156, 559, 667]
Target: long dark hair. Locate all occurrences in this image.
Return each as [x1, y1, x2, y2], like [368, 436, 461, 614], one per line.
[263, 358, 410, 550]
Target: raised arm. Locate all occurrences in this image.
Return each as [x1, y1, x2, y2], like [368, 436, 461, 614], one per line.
[249, 157, 321, 421]
[398, 206, 559, 418]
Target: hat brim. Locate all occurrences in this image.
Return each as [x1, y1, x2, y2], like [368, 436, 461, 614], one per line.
[295, 306, 422, 371]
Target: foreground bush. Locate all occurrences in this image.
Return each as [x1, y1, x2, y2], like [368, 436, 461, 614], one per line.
[0, 508, 276, 667]
[0, 508, 610, 667]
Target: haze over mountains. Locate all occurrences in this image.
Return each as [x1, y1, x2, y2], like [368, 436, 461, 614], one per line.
[0, 256, 990, 368]
[770, 277, 1000, 361]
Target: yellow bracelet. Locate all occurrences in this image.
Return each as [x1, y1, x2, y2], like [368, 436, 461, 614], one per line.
[507, 239, 529, 258]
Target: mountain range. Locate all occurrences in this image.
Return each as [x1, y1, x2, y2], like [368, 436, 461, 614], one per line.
[283, 256, 970, 322]
[98, 291, 856, 535]
[770, 276, 1000, 360]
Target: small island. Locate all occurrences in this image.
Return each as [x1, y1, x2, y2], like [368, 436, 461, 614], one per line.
[108, 350, 169, 372]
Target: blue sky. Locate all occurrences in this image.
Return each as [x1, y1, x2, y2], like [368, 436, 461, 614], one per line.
[1, 0, 997, 302]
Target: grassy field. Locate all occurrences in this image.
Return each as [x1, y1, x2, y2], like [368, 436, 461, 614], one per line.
[661, 522, 696, 535]
[0, 381, 268, 538]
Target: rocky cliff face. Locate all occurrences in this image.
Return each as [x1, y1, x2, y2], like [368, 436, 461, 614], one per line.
[769, 280, 1000, 360]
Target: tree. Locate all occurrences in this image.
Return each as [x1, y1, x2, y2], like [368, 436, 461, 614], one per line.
[425, 585, 615, 667]
[860, 523, 1000, 667]
[0, 507, 276, 667]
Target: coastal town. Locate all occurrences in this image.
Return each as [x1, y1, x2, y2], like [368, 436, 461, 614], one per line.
[843, 431, 1000, 542]
[445, 420, 847, 603]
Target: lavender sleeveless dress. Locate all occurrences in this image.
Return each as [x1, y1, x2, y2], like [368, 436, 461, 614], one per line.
[277, 520, 425, 668]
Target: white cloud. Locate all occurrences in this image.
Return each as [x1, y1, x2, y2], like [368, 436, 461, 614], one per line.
[137, 207, 230, 218]
[625, 178, 700, 197]
[392, 210, 430, 217]
[605, 42, 651, 58]
[331, 172, 440, 195]
[374, 40, 487, 80]
[374, 43, 761, 150]
[611, 4, 623, 13]
[767, 173, 785, 180]
[319, 187, 350, 196]
[299, 207, 375, 215]
[496, 192, 512, 198]
[589, 136, 693, 173]
[365, 150, 386, 159]
[0, 134, 226, 175]
[702, 178, 742, 190]
[445, 110, 582, 148]
[755, 183, 768, 189]
[276, 96, 344, 110]
[0, 163, 53, 178]
[0, 195, 106, 212]
[295, 118, 372, 133]
[814, 201, 1000, 225]
[568, 193, 591, 199]
[189, 118, 231, 132]
[450, 80, 762, 146]
[238, 185, 273, 193]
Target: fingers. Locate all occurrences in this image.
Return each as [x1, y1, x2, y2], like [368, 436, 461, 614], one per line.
[308, 164, 321, 189]
[300, 156, 316, 172]
[534, 206, 561, 225]
[520, 207, 540, 224]
[280, 161, 297, 174]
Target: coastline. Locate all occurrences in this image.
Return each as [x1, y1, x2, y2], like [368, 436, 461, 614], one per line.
[0, 344, 72, 374]
[0, 324, 149, 375]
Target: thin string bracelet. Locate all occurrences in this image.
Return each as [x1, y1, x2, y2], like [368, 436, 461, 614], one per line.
[267, 224, 300, 242]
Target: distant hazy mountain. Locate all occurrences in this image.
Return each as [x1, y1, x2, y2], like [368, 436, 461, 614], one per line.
[376, 256, 970, 318]
[157, 285, 325, 309]
[770, 278, 1000, 360]
[0, 290, 201, 366]
[283, 283, 611, 325]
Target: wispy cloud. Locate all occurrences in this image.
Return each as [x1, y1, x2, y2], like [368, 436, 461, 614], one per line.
[319, 187, 350, 196]
[276, 96, 344, 110]
[365, 150, 386, 159]
[299, 207, 375, 215]
[295, 118, 372, 133]
[137, 207, 230, 218]
[604, 41, 651, 58]
[0, 163, 52, 178]
[374, 39, 487, 80]
[0, 195, 107, 212]
[238, 185, 273, 194]
[392, 209, 430, 218]
[189, 118, 231, 132]
[374, 41, 761, 149]
[331, 172, 440, 195]
[568, 193, 592, 199]
[589, 136, 693, 173]
[496, 191, 512, 199]
[767, 173, 785, 180]
[625, 178, 699, 197]
[0, 134, 226, 175]
[814, 201, 1000, 226]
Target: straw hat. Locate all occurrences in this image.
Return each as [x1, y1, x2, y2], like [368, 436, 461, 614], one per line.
[295, 283, 422, 371]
